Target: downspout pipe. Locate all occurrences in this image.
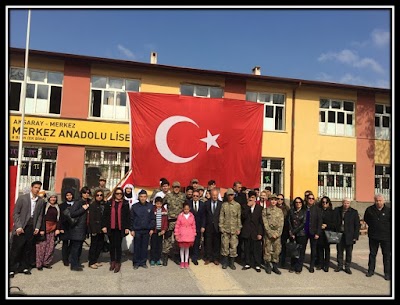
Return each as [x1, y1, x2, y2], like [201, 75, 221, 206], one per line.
[289, 81, 302, 202]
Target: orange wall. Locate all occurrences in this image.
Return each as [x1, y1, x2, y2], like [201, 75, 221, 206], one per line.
[54, 62, 92, 193]
[54, 145, 86, 193]
[61, 61, 91, 119]
[356, 91, 375, 201]
[224, 78, 246, 100]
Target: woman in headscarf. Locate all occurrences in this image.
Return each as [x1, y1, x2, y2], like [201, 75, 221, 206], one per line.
[36, 192, 61, 270]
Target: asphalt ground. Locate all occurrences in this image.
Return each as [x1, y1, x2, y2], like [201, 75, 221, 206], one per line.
[6, 234, 394, 299]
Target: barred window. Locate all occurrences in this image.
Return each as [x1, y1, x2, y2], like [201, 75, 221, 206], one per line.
[375, 164, 391, 201]
[84, 149, 130, 190]
[261, 158, 284, 194]
[318, 161, 355, 200]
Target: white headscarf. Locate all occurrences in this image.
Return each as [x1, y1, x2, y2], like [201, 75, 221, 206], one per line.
[123, 184, 137, 208]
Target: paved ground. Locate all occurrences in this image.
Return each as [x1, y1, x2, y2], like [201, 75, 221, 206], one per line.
[7, 234, 393, 299]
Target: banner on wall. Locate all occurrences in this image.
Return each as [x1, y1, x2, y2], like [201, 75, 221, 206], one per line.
[127, 92, 264, 188]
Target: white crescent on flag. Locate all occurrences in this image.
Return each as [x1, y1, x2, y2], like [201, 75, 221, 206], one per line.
[155, 115, 220, 164]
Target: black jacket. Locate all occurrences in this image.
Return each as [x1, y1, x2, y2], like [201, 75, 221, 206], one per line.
[334, 206, 360, 245]
[241, 204, 264, 240]
[318, 207, 336, 245]
[204, 199, 222, 233]
[288, 208, 306, 237]
[69, 198, 89, 241]
[103, 199, 130, 237]
[364, 204, 391, 241]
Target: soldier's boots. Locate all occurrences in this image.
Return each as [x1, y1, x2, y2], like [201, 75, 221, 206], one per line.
[265, 261, 272, 274]
[272, 262, 281, 275]
[162, 254, 168, 266]
[229, 257, 236, 270]
[222, 256, 228, 269]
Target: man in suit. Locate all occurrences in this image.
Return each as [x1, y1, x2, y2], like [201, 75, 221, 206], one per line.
[188, 190, 206, 265]
[9, 180, 45, 278]
[241, 191, 264, 273]
[203, 188, 223, 265]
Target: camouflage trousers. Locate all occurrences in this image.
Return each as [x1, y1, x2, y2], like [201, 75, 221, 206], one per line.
[162, 221, 178, 255]
[263, 236, 282, 263]
[220, 232, 239, 257]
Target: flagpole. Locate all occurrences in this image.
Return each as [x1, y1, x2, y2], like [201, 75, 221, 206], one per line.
[15, 10, 31, 202]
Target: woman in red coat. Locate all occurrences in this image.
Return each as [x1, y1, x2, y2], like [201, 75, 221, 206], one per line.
[174, 203, 196, 269]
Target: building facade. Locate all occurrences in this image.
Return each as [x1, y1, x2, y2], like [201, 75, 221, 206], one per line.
[8, 48, 391, 207]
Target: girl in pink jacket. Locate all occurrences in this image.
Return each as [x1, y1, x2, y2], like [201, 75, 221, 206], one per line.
[174, 203, 197, 269]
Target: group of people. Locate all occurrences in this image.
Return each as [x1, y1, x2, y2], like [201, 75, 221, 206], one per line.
[9, 178, 391, 282]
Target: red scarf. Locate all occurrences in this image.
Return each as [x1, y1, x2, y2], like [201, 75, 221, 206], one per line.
[111, 200, 122, 230]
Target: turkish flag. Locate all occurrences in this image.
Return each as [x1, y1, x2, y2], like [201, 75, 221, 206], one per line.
[128, 92, 263, 188]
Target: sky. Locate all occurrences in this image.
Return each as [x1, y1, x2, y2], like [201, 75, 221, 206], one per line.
[7, 6, 392, 89]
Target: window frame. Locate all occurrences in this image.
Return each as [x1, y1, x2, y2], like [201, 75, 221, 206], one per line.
[9, 67, 63, 115]
[246, 91, 286, 131]
[318, 161, 355, 200]
[319, 98, 355, 137]
[89, 76, 140, 121]
[375, 104, 391, 140]
[180, 84, 224, 98]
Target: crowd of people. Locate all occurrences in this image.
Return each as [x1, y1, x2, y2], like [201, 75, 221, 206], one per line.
[8, 178, 392, 282]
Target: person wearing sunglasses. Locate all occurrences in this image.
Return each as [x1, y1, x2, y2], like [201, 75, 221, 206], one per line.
[68, 186, 91, 271]
[102, 187, 130, 273]
[304, 194, 323, 273]
[87, 189, 106, 269]
[317, 196, 335, 272]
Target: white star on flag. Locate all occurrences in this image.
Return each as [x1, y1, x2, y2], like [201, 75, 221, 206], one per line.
[200, 130, 220, 151]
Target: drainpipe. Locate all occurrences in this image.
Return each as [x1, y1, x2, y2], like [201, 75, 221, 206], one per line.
[289, 81, 302, 202]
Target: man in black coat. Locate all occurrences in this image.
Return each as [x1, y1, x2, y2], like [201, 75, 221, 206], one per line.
[364, 194, 391, 280]
[333, 198, 360, 274]
[203, 189, 223, 265]
[188, 190, 206, 265]
[303, 194, 323, 273]
[241, 191, 264, 272]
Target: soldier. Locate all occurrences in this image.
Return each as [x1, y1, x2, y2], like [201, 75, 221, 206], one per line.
[161, 181, 186, 266]
[92, 177, 110, 198]
[262, 194, 284, 274]
[219, 188, 242, 270]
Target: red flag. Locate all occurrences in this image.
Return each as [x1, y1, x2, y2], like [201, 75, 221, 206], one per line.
[128, 92, 263, 188]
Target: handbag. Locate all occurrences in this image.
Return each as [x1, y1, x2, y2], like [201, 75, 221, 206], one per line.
[285, 240, 300, 258]
[324, 230, 343, 244]
[63, 208, 78, 227]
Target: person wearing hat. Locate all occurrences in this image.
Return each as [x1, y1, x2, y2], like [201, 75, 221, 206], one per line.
[219, 188, 242, 270]
[191, 178, 199, 191]
[197, 185, 206, 202]
[96, 177, 110, 198]
[161, 181, 186, 266]
[58, 189, 76, 267]
[130, 190, 155, 269]
[262, 193, 284, 275]
[35, 192, 61, 270]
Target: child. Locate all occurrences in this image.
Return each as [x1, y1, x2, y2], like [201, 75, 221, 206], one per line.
[174, 203, 196, 269]
[150, 197, 168, 266]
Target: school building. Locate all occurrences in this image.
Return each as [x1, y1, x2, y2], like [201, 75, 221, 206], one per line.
[8, 47, 391, 208]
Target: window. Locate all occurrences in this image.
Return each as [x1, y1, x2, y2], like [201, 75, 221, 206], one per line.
[9, 67, 63, 114]
[375, 104, 391, 140]
[375, 165, 391, 201]
[180, 84, 223, 98]
[84, 150, 130, 190]
[9, 146, 57, 192]
[90, 76, 140, 120]
[319, 98, 354, 136]
[261, 158, 284, 194]
[318, 161, 354, 200]
[246, 91, 285, 131]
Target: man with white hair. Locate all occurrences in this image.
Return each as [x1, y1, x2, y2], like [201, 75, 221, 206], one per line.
[364, 194, 391, 281]
[333, 197, 360, 275]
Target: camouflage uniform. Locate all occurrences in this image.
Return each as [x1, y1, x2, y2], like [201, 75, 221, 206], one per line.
[219, 200, 242, 257]
[162, 192, 186, 255]
[262, 205, 284, 263]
